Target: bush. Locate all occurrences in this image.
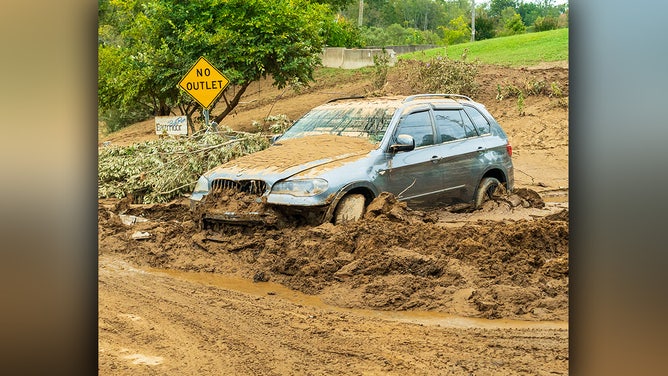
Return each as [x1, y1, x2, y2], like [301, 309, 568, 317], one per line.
[361, 24, 440, 47]
[502, 13, 526, 36]
[99, 107, 151, 134]
[324, 17, 364, 48]
[399, 52, 479, 97]
[441, 15, 471, 46]
[534, 16, 559, 32]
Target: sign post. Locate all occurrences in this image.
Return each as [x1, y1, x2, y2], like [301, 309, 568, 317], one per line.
[178, 56, 230, 130]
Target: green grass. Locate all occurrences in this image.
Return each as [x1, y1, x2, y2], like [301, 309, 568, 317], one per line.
[400, 28, 568, 67]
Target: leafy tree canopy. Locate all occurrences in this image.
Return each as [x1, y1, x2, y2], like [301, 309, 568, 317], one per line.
[99, 0, 330, 132]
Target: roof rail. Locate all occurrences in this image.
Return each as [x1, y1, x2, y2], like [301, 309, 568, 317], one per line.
[403, 94, 473, 102]
[326, 95, 366, 103]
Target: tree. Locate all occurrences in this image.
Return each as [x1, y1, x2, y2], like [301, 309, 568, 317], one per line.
[313, 0, 356, 11]
[382, 0, 447, 31]
[489, 0, 518, 18]
[474, 10, 496, 41]
[517, 2, 541, 26]
[323, 15, 365, 47]
[441, 15, 471, 45]
[98, 0, 330, 132]
[503, 12, 526, 35]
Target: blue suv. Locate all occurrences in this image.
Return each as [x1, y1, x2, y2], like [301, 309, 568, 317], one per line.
[191, 94, 514, 225]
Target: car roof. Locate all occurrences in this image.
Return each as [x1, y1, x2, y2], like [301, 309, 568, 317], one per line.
[323, 94, 476, 108]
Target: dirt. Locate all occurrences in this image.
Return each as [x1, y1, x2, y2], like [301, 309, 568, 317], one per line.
[223, 134, 377, 172]
[99, 61, 569, 374]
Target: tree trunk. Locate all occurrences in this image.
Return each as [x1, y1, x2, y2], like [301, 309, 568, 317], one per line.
[212, 83, 250, 124]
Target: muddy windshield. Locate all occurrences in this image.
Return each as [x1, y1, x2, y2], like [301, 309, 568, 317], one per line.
[280, 103, 396, 143]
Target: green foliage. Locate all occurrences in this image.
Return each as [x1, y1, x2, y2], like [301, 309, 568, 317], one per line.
[372, 50, 391, 90]
[502, 13, 527, 36]
[399, 51, 479, 97]
[323, 16, 364, 48]
[474, 13, 497, 41]
[361, 23, 440, 46]
[98, 0, 330, 131]
[517, 2, 542, 26]
[99, 107, 149, 134]
[98, 130, 271, 203]
[516, 92, 525, 116]
[312, 0, 355, 11]
[401, 28, 568, 67]
[549, 81, 569, 108]
[549, 82, 564, 98]
[381, 0, 447, 31]
[494, 77, 567, 111]
[489, 0, 518, 18]
[441, 15, 471, 46]
[534, 16, 559, 32]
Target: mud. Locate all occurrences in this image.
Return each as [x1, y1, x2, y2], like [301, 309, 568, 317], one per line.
[223, 134, 377, 172]
[99, 188, 567, 322]
[99, 62, 569, 375]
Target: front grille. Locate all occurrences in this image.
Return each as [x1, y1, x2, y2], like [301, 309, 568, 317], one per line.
[210, 179, 267, 196]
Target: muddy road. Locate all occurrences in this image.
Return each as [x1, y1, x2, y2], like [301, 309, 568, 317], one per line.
[99, 62, 569, 374]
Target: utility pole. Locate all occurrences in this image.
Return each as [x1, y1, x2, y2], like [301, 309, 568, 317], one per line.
[358, 0, 364, 27]
[471, 1, 476, 42]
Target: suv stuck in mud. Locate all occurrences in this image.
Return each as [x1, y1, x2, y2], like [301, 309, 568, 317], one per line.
[190, 94, 514, 226]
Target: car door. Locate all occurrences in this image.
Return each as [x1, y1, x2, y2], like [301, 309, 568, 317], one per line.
[463, 105, 509, 158]
[432, 108, 488, 204]
[377, 109, 442, 204]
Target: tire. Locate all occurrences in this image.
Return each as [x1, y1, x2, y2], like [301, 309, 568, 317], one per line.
[474, 177, 503, 208]
[333, 193, 366, 225]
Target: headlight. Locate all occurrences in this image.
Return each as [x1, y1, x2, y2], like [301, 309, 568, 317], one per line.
[271, 178, 328, 197]
[193, 176, 210, 193]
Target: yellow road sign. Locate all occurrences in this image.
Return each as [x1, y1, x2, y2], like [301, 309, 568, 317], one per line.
[178, 56, 230, 109]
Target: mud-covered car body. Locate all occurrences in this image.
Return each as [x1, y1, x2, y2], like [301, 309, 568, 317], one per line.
[190, 94, 513, 224]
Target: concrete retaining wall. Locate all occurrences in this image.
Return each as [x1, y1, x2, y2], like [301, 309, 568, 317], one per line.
[320, 48, 397, 69]
[366, 45, 438, 55]
[320, 45, 439, 69]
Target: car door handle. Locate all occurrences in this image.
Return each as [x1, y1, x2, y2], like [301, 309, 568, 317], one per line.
[431, 155, 439, 163]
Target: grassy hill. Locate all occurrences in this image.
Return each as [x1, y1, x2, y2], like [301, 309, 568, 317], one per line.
[401, 28, 568, 67]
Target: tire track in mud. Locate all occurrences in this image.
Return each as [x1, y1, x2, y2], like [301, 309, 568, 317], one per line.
[99, 255, 568, 375]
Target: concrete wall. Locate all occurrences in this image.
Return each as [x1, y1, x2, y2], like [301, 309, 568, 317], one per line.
[320, 45, 438, 69]
[320, 48, 397, 69]
[366, 45, 438, 55]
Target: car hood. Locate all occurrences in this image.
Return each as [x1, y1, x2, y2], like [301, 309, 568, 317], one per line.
[205, 134, 378, 183]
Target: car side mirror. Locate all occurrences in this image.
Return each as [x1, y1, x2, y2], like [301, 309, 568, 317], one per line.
[390, 134, 415, 153]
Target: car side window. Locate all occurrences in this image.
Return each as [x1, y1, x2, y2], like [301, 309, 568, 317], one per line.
[434, 109, 478, 142]
[463, 106, 491, 135]
[395, 111, 434, 147]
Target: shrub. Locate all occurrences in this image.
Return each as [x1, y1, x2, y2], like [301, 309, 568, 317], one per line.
[324, 16, 364, 48]
[534, 16, 559, 32]
[401, 51, 479, 96]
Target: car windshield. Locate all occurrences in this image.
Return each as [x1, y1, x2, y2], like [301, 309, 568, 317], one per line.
[279, 101, 397, 143]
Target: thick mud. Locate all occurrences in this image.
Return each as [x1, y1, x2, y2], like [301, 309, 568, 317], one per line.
[99, 189, 568, 322]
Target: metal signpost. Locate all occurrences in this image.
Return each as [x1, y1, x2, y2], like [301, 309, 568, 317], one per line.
[178, 56, 230, 130]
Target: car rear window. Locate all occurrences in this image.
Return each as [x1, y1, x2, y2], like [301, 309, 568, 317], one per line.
[463, 106, 491, 135]
[434, 109, 478, 142]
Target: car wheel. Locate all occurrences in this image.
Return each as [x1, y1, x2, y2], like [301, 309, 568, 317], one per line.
[333, 193, 366, 225]
[474, 177, 503, 208]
